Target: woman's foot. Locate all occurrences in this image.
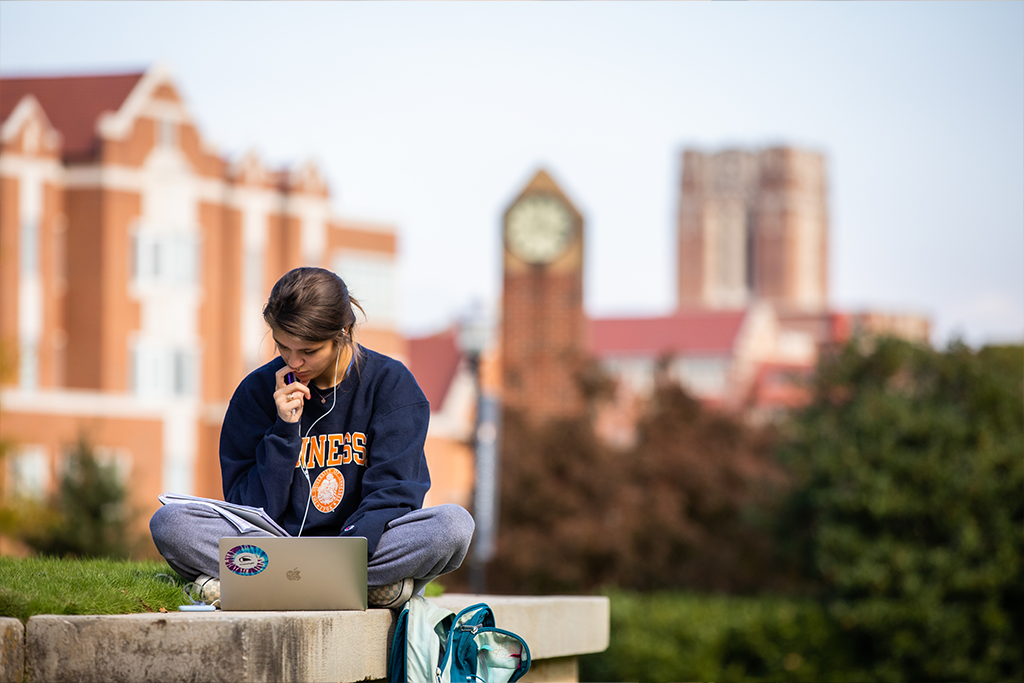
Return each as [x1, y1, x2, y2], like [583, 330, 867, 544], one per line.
[368, 577, 414, 609]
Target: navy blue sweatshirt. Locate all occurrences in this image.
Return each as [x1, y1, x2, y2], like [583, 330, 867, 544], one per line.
[219, 347, 431, 556]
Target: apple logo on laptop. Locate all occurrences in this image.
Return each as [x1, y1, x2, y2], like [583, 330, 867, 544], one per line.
[287, 568, 301, 581]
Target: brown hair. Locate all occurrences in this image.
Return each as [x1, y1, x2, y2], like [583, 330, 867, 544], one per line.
[263, 267, 364, 363]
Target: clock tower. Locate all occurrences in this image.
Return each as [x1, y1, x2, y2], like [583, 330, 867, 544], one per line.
[501, 169, 587, 424]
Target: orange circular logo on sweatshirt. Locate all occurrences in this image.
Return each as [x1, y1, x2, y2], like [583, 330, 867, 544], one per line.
[311, 467, 345, 513]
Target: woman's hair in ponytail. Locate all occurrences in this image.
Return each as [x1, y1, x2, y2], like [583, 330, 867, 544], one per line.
[263, 267, 364, 358]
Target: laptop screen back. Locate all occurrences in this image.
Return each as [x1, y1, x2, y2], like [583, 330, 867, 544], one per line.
[218, 536, 367, 611]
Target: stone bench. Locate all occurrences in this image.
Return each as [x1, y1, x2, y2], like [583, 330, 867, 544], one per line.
[0, 594, 609, 683]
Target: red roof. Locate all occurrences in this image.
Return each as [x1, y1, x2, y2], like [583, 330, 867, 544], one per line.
[0, 71, 145, 162]
[746, 362, 813, 410]
[407, 329, 463, 410]
[829, 312, 853, 344]
[588, 309, 747, 357]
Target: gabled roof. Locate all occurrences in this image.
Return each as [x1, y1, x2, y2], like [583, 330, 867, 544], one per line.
[745, 361, 813, 411]
[0, 93, 60, 150]
[407, 329, 463, 410]
[0, 71, 145, 162]
[505, 168, 583, 221]
[588, 309, 748, 358]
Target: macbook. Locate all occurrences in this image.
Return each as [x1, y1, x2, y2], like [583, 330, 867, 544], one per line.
[218, 536, 367, 611]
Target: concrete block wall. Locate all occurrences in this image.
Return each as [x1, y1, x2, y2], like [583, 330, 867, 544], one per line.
[0, 595, 608, 683]
[1, 618, 22, 683]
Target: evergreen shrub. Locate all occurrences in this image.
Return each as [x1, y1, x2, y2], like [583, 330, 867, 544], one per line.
[579, 590, 855, 683]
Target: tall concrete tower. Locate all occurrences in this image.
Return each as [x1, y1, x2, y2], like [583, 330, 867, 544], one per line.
[677, 146, 829, 313]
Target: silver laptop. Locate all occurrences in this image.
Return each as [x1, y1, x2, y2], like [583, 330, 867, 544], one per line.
[218, 537, 367, 611]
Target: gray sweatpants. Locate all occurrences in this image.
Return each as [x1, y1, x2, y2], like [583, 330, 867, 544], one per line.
[150, 502, 474, 594]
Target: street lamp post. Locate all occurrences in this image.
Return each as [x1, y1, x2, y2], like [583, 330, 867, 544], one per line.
[457, 307, 499, 594]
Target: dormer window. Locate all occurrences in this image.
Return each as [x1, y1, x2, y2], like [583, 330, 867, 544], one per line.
[24, 120, 40, 154]
[158, 118, 177, 148]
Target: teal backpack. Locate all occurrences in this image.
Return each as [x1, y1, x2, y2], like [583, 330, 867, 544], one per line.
[388, 596, 531, 683]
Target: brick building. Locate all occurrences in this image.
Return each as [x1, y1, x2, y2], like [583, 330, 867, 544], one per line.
[0, 65, 407, 551]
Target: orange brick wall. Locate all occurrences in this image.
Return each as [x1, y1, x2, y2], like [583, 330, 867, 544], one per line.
[0, 177, 19, 371]
[195, 415, 226, 501]
[502, 268, 587, 421]
[101, 189, 141, 392]
[423, 436, 473, 510]
[218, 204, 247, 398]
[40, 182, 66, 389]
[328, 224, 396, 253]
[354, 327, 408, 364]
[63, 187, 104, 389]
[103, 116, 155, 167]
[198, 201, 226, 403]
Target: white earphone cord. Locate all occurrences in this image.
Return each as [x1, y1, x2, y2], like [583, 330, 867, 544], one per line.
[296, 344, 343, 537]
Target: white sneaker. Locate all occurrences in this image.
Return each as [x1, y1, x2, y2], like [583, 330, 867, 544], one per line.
[368, 577, 414, 609]
[186, 574, 221, 607]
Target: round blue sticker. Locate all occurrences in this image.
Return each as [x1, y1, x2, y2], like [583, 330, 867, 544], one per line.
[224, 544, 269, 576]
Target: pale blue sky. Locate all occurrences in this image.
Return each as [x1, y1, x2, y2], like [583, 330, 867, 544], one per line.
[2, 1, 1021, 346]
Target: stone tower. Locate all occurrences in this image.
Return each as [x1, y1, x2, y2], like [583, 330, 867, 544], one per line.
[677, 146, 829, 313]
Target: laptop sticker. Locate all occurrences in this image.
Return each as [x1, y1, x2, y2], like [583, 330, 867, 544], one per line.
[224, 544, 269, 576]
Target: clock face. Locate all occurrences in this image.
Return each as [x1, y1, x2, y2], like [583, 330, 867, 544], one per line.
[505, 195, 574, 265]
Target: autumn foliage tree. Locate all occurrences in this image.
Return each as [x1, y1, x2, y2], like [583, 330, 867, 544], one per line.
[488, 367, 789, 595]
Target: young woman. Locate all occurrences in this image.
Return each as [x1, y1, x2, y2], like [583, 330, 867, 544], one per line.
[150, 267, 474, 608]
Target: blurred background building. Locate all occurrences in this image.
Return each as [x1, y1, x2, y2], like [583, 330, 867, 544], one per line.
[0, 64, 930, 554]
[0, 65, 412, 551]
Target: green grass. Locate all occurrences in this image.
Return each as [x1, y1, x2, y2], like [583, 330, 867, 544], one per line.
[0, 556, 187, 623]
[0, 556, 446, 622]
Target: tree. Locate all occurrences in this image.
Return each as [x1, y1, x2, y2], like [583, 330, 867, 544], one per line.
[21, 437, 133, 559]
[778, 338, 1023, 681]
[487, 410, 620, 594]
[619, 376, 790, 593]
[486, 366, 789, 595]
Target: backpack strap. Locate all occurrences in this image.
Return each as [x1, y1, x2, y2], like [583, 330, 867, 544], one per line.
[388, 605, 410, 682]
[403, 595, 456, 682]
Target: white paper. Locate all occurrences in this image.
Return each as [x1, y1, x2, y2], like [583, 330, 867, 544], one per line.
[158, 493, 290, 537]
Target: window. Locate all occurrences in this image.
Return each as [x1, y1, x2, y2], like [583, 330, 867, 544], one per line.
[333, 252, 397, 328]
[93, 447, 133, 483]
[244, 247, 264, 300]
[159, 119, 177, 148]
[132, 341, 199, 398]
[9, 446, 49, 499]
[675, 357, 730, 398]
[20, 218, 39, 277]
[18, 343, 38, 390]
[19, 174, 42, 277]
[172, 348, 197, 396]
[132, 230, 200, 288]
[54, 215, 68, 291]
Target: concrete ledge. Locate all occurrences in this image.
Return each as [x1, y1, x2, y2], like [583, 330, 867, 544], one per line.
[6, 595, 608, 683]
[1, 618, 23, 683]
[24, 610, 393, 683]
[432, 595, 610, 661]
